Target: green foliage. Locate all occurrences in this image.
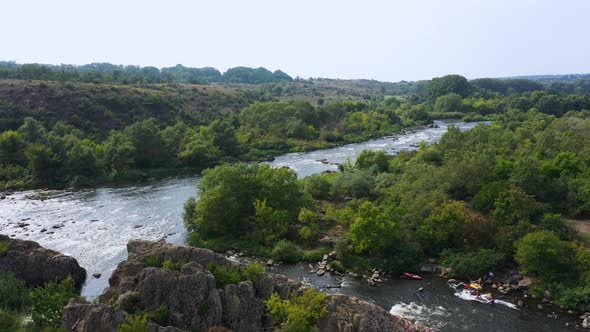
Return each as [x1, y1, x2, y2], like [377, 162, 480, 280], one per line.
[31, 276, 78, 328]
[207, 263, 241, 289]
[0, 240, 9, 256]
[143, 255, 163, 267]
[302, 248, 329, 262]
[144, 304, 170, 326]
[348, 201, 398, 255]
[425, 75, 471, 101]
[0, 272, 29, 311]
[265, 288, 327, 332]
[515, 231, 578, 284]
[355, 150, 391, 172]
[329, 260, 345, 272]
[242, 261, 266, 282]
[271, 240, 303, 263]
[254, 199, 290, 246]
[185, 163, 302, 237]
[0, 308, 23, 332]
[332, 170, 375, 198]
[303, 175, 332, 200]
[434, 93, 464, 113]
[162, 259, 184, 271]
[441, 249, 505, 278]
[418, 201, 470, 253]
[118, 314, 147, 332]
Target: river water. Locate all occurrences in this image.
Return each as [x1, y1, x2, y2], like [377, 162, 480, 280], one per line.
[0, 121, 575, 331]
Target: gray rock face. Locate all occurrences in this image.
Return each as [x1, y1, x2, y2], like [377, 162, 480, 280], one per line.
[319, 294, 435, 332]
[68, 239, 436, 332]
[64, 298, 128, 332]
[0, 234, 86, 288]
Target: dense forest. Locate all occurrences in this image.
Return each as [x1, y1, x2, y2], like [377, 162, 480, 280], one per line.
[184, 109, 590, 310]
[0, 62, 294, 85]
[1, 67, 590, 190]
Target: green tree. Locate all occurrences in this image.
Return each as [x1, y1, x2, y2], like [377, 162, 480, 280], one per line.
[425, 75, 471, 101]
[31, 276, 78, 327]
[0, 130, 25, 165]
[434, 93, 464, 113]
[24, 143, 60, 184]
[515, 231, 578, 283]
[348, 201, 398, 255]
[185, 163, 301, 237]
[418, 201, 470, 253]
[265, 288, 327, 332]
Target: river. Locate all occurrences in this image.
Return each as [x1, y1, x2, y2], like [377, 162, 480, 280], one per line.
[0, 120, 575, 331]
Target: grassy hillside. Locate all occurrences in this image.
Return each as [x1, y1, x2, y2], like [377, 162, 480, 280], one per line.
[0, 80, 259, 136]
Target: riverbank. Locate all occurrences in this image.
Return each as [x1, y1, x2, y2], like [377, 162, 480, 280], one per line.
[6, 121, 576, 331]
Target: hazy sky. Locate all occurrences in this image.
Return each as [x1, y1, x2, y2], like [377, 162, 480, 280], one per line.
[2, 0, 589, 81]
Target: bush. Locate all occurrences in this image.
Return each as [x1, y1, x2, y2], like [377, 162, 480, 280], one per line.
[441, 249, 505, 278]
[556, 285, 590, 309]
[304, 175, 331, 200]
[162, 259, 183, 271]
[302, 248, 329, 262]
[0, 308, 23, 331]
[329, 260, 345, 273]
[265, 288, 327, 332]
[144, 304, 170, 326]
[207, 263, 241, 288]
[242, 261, 265, 283]
[0, 240, 9, 256]
[515, 231, 579, 284]
[31, 276, 78, 327]
[0, 272, 29, 310]
[144, 255, 163, 267]
[271, 240, 303, 263]
[118, 314, 147, 332]
[298, 226, 316, 245]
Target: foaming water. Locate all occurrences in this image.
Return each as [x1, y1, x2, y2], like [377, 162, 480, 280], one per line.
[390, 302, 451, 329]
[453, 289, 519, 310]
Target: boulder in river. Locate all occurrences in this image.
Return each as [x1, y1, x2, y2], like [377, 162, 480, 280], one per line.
[0, 234, 86, 288]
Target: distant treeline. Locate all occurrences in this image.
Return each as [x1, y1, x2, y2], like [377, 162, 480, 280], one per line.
[0, 62, 293, 85]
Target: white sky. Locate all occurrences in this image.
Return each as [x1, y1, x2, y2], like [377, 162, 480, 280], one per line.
[2, 0, 589, 81]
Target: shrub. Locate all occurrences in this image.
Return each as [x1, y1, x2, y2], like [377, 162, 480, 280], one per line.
[265, 288, 327, 331]
[298, 226, 315, 245]
[0, 240, 9, 256]
[0, 309, 23, 331]
[304, 175, 331, 200]
[162, 259, 183, 271]
[302, 248, 329, 262]
[118, 314, 147, 332]
[144, 304, 170, 326]
[207, 263, 241, 288]
[144, 255, 163, 267]
[556, 285, 590, 309]
[329, 260, 345, 273]
[515, 231, 579, 284]
[0, 272, 29, 310]
[31, 276, 78, 327]
[242, 261, 265, 283]
[271, 240, 303, 263]
[441, 249, 505, 278]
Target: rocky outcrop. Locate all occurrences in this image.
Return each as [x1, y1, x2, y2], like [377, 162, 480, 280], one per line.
[319, 295, 433, 332]
[63, 298, 183, 332]
[64, 239, 436, 332]
[0, 234, 86, 288]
